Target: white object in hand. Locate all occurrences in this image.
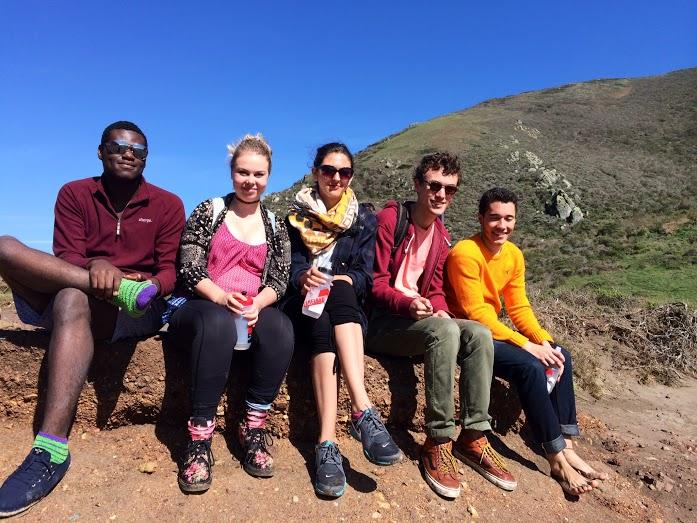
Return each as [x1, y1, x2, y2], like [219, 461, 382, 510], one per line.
[234, 294, 254, 350]
[545, 344, 563, 393]
[302, 266, 334, 319]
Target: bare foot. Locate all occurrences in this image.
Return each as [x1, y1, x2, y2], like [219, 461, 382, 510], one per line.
[549, 452, 596, 496]
[563, 447, 609, 481]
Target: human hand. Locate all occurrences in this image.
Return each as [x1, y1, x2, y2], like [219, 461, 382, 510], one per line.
[224, 291, 251, 316]
[243, 297, 261, 327]
[433, 310, 450, 319]
[409, 297, 433, 320]
[542, 341, 564, 379]
[522, 341, 565, 368]
[299, 267, 332, 296]
[88, 259, 124, 301]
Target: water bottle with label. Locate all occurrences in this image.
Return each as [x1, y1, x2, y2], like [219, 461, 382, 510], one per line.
[302, 266, 333, 319]
[234, 292, 254, 350]
[545, 343, 563, 393]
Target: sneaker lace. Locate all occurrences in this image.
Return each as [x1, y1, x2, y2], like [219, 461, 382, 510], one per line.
[438, 444, 459, 476]
[481, 443, 509, 472]
[186, 439, 214, 466]
[319, 443, 342, 467]
[13, 451, 53, 488]
[247, 427, 273, 453]
[360, 410, 388, 439]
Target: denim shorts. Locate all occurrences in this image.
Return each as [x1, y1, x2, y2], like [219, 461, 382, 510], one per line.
[13, 291, 166, 343]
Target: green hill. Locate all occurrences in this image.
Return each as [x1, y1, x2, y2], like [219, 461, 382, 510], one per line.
[268, 68, 697, 303]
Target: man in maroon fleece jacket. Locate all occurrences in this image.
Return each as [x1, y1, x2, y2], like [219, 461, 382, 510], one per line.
[367, 153, 516, 499]
[0, 121, 184, 516]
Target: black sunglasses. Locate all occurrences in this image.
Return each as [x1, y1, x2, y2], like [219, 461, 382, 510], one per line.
[102, 140, 148, 160]
[319, 164, 354, 180]
[423, 179, 458, 196]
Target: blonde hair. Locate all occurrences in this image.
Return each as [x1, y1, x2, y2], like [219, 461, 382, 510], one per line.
[227, 133, 272, 173]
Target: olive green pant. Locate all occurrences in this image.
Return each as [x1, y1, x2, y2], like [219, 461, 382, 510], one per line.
[366, 312, 494, 439]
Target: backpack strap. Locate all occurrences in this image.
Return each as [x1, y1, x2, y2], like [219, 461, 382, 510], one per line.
[211, 197, 226, 232]
[391, 201, 411, 258]
[265, 208, 277, 235]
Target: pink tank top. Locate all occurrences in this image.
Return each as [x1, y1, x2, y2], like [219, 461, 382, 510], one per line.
[207, 223, 267, 296]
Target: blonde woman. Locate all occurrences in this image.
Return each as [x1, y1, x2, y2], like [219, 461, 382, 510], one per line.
[167, 135, 293, 493]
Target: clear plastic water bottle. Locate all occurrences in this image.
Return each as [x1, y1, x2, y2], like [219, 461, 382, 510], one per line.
[545, 343, 563, 393]
[234, 292, 254, 350]
[302, 266, 333, 319]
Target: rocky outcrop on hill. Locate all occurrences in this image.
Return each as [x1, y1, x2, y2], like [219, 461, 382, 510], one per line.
[505, 129, 584, 225]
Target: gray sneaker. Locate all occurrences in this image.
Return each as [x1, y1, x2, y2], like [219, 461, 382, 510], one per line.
[314, 441, 346, 498]
[349, 408, 404, 465]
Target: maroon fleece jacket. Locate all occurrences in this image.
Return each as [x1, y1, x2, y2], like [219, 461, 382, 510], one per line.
[52, 176, 185, 296]
[371, 200, 452, 317]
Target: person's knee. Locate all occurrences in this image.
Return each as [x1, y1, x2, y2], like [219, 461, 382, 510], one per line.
[521, 358, 547, 384]
[0, 235, 21, 267]
[426, 319, 461, 356]
[258, 309, 294, 354]
[200, 305, 236, 340]
[52, 288, 90, 324]
[470, 322, 493, 345]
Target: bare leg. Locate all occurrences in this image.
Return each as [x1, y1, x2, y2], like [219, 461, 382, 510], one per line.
[334, 323, 370, 413]
[0, 236, 91, 312]
[547, 449, 598, 496]
[40, 289, 117, 437]
[312, 352, 340, 443]
[562, 437, 609, 480]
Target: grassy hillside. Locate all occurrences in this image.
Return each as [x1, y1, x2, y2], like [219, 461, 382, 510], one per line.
[267, 68, 697, 304]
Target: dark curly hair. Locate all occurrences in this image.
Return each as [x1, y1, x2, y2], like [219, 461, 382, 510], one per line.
[413, 152, 460, 184]
[478, 187, 518, 215]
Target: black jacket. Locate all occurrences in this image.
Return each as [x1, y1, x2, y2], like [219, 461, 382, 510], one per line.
[285, 203, 377, 329]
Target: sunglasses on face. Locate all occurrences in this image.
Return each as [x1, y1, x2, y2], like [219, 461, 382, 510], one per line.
[318, 164, 354, 180]
[423, 179, 458, 196]
[102, 140, 148, 160]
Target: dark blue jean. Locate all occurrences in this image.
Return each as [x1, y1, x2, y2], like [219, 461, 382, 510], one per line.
[493, 341, 579, 454]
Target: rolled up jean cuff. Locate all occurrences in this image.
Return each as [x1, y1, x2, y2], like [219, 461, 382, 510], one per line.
[427, 427, 457, 440]
[560, 423, 580, 437]
[541, 434, 567, 455]
[461, 419, 492, 432]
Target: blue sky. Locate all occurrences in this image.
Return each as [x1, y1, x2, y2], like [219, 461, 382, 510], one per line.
[1, 0, 695, 250]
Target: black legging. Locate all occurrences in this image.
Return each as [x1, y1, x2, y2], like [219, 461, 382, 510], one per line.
[283, 279, 363, 355]
[169, 299, 294, 419]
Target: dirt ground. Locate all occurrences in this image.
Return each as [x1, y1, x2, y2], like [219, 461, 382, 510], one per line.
[0, 313, 695, 521]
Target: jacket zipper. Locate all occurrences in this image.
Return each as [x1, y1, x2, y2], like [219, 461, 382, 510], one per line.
[115, 196, 135, 239]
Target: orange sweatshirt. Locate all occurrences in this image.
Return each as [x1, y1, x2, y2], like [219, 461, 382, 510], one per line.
[445, 234, 552, 347]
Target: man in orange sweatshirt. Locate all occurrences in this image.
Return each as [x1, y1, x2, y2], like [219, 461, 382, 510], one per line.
[445, 187, 608, 496]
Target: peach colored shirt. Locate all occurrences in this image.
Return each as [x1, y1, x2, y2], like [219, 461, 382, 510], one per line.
[394, 222, 435, 298]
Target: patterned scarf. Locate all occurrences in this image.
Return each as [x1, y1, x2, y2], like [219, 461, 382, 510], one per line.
[287, 185, 359, 255]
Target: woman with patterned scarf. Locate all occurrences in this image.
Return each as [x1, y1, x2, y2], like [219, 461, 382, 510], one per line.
[283, 143, 403, 498]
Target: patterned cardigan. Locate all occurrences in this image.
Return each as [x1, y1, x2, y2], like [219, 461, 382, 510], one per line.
[176, 193, 291, 299]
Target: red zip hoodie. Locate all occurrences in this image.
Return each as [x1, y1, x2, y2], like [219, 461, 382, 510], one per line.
[52, 176, 185, 296]
[371, 200, 451, 317]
